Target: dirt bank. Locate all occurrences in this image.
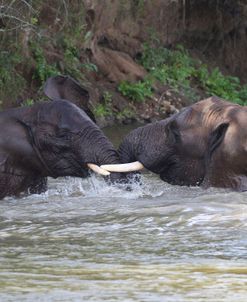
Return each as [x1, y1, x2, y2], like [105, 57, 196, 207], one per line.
[1, 0, 247, 126]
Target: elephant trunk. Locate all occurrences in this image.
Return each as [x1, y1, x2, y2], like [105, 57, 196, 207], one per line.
[75, 126, 129, 182]
[114, 127, 146, 183]
[118, 128, 142, 164]
[117, 120, 171, 174]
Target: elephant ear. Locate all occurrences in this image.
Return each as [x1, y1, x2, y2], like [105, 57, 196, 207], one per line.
[202, 122, 229, 188]
[44, 75, 96, 122]
[16, 120, 57, 177]
[208, 122, 229, 158]
[165, 119, 181, 145]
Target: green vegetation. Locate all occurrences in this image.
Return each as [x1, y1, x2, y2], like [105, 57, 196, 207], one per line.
[195, 66, 247, 105]
[116, 107, 134, 120]
[93, 91, 134, 120]
[21, 98, 35, 107]
[1, 1, 246, 116]
[31, 43, 60, 84]
[132, 0, 145, 16]
[0, 1, 95, 107]
[142, 44, 198, 101]
[0, 51, 26, 106]
[118, 79, 153, 102]
[118, 43, 247, 105]
[93, 91, 113, 118]
[59, 35, 97, 79]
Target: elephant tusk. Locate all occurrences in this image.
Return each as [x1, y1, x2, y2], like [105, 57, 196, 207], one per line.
[87, 163, 111, 176]
[100, 161, 144, 173]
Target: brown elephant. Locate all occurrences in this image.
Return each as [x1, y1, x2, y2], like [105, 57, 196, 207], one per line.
[102, 97, 247, 191]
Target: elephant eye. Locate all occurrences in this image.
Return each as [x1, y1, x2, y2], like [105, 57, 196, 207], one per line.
[57, 129, 71, 140]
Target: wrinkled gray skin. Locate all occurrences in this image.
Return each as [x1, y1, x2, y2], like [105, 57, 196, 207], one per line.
[0, 76, 124, 199]
[119, 96, 247, 191]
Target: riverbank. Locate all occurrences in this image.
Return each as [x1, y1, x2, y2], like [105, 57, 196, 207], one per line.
[1, 1, 247, 127]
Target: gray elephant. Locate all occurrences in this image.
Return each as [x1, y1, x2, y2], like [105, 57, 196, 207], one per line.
[101, 97, 247, 191]
[0, 76, 130, 199]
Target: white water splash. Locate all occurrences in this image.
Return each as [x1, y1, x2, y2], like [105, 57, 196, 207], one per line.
[42, 172, 188, 200]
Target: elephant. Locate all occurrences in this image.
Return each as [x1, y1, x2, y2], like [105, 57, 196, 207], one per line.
[0, 76, 131, 199]
[101, 96, 247, 191]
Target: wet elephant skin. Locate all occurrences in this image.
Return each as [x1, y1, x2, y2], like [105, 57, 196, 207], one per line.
[119, 97, 247, 191]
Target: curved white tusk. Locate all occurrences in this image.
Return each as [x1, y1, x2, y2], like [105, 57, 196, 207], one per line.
[100, 161, 144, 173]
[87, 163, 111, 176]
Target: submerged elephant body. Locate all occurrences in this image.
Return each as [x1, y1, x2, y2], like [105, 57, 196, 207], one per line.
[117, 97, 247, 191]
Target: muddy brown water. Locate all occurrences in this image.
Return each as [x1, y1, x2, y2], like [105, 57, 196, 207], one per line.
[0, 125, 247, 302]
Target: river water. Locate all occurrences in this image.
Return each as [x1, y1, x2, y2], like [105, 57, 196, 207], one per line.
[1, 126, 247, 302]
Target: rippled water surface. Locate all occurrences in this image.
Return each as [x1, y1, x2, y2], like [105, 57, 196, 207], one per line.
[1, 126, 247, 301]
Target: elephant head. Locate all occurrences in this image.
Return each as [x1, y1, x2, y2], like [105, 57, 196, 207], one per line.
[202, 98, 247, 190]
[102, 97, 247, 191]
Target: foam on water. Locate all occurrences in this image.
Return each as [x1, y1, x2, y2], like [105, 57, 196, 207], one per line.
[39, 172, 207, 201]
[36, 173, 165, 200]
[3, 170, 234, 205]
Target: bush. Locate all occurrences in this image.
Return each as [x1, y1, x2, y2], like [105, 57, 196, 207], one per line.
[118, 79, 153, 102]
[129, 43, 247, 105]
[198, 67, 246, 105]
[31, 43, 60, 84]
[135, 44, 199, 101]
[93, 91, 113, 118]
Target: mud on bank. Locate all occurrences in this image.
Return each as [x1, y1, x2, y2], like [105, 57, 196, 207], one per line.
[1, 0, 247, 126]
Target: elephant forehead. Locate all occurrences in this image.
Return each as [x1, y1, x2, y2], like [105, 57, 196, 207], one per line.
[228, 109, 247, 136]
[180, 128, 208, 156]
[193, 97, 239, 126]
[236, 109, 247, 125]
